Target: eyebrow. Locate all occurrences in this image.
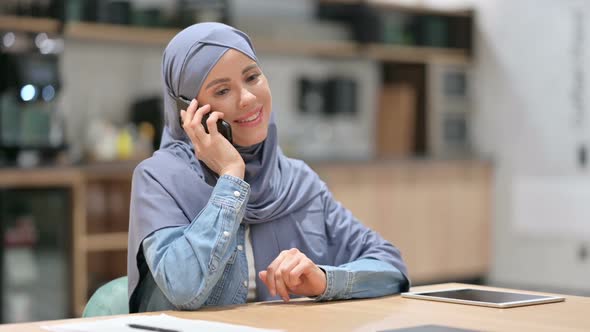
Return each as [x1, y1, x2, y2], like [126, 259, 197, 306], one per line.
[241, 63, 259, 74]
[204, 63, 260, 90]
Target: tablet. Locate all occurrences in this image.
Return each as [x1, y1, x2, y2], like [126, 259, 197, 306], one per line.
[401, 288, 565, 308]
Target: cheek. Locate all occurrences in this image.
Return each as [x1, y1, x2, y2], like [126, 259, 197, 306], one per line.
[211, 100, 238, 119]
[257, 85, 272, 108]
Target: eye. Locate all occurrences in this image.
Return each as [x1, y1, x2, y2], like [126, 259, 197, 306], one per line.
[215, 88, 230, 96]
[246, 73, 261, 83]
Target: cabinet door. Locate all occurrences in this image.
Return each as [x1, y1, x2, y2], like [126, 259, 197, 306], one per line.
[0, 188, 71, 323]
[314, 163, 490, 284]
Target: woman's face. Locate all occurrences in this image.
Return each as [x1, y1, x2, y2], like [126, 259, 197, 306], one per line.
[196, 49, 272, 147]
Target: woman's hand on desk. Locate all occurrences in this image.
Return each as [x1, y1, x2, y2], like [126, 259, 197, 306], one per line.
[258, 248, 327, 302]
[181, 99, 245, 179]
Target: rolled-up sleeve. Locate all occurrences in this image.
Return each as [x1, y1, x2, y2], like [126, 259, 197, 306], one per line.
[315, 259, 407, 301]
[142, 174, 250, 309]
[314, 183, 410, 301]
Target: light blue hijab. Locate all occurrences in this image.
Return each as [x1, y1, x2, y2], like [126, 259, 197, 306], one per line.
[127, 23, 324, 302]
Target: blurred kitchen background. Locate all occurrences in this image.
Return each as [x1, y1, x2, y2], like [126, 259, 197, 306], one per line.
[0, 0, 589, 324]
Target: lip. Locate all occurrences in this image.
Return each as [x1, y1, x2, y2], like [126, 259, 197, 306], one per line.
[235, 105, 263, 122]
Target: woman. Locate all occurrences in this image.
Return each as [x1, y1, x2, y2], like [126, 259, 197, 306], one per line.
[127, 22, 409, 312]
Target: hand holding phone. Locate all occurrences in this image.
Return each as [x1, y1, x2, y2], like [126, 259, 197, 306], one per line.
[177, 96, 243, 179]
[176, 96, 233, 144]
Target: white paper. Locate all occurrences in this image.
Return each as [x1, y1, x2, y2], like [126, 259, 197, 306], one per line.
[513, 176, 590, 237]
[42, 313, 284, 332]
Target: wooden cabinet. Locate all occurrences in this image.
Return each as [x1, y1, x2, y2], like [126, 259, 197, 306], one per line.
[0, 159, 490, 316]
[312, 160, 491, 284]
[0, 162, 136, 317]
[82, 163, 134, 315]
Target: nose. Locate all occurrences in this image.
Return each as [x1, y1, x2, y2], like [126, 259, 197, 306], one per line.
[239, 87, 256, 110]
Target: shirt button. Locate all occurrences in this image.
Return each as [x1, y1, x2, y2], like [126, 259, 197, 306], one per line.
[233, 191, 241, 197]
[223, 231, 230, 238]
[243, 280, 248, 287]
[237, 245, 243, 251]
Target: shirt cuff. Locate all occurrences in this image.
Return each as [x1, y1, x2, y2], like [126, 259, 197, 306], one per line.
[210, 174, 250, 210]
[313, 265, 352, 301]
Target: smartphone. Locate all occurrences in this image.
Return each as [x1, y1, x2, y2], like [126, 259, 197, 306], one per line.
[176, 96, 233, 144]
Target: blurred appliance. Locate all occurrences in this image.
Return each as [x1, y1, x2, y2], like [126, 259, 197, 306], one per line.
[0, 0, 64, 19]
[324, 77, 357, 116]
[63, 0, 229, 28]
[427, 62, 472, 157]
[298, 78, 324, 115]
[0, 188, 71, 323]
[298, 76, 357, 116]
[0, 50, 66, 166]
[318, 2, 472, 50]
[129, 96, 164, 151]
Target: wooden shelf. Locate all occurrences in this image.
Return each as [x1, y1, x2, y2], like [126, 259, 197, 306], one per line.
[65, 22, 361, 57]
[82, 160, 137, 181]
[84, 232, 128, 252]
[1, 14, 472, 62]
[62, 22, 468, 63]
[364, 43, 469, 64]
[64, 22, 180, 46]
[0, 167, 82, 187]
[0, 15, 61, 34]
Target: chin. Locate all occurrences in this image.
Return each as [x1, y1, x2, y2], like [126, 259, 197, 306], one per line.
[235, 130, 268, 147]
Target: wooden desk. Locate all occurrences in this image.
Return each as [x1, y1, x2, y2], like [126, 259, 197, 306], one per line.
[1, 283, 588, 332]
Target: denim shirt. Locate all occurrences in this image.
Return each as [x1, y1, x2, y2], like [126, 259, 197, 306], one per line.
[133, 175, 409, 312]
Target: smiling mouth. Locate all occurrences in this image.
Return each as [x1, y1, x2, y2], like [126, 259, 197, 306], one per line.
[235, 108, 262, 124]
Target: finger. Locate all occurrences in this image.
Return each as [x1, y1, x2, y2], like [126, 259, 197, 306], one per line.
[206, 111, 223, 135]
[259, 271, 270, 291]
[278, 255, 303, 290]
[190, 103, 210, 129]
[182, 99, 199, 128]
[265, 251, 290, 297]
[290, 258, 315, 282]
[180, 109, 186, 124]
[189, 104, 211, 138]
[274, 249, 301, 301]
[273, 267, 290, 302]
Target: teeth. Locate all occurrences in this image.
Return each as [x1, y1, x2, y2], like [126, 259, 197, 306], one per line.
[237, 110, 260, 123]
[244, 113, 258, 121]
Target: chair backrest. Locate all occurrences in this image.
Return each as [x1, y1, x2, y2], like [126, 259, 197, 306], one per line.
[82, 276, 129, 317]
